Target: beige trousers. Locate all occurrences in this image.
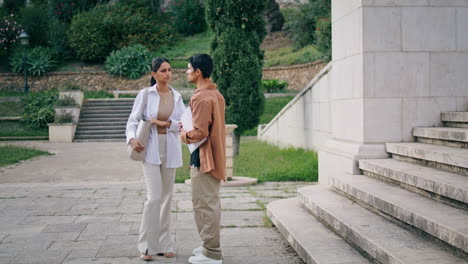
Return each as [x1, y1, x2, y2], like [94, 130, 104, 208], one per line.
[190, 167, 222, 260]
[138, 134, 175, 254]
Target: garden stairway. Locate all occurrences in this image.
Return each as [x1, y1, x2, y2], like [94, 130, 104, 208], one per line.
[267, 111, 468, 264]
[74, 99, 133, 142]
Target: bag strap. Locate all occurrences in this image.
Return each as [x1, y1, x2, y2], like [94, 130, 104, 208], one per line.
[140, 87, 149, 121]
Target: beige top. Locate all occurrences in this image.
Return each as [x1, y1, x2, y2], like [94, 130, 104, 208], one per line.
[157, 90, 174, 134]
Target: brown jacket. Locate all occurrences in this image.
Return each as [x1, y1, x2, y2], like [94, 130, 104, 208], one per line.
[181, 83, 226, 180]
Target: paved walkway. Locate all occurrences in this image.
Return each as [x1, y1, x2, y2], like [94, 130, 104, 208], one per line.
[0, 142, 309, 264]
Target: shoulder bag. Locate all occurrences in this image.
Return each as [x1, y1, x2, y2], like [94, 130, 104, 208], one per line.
[128, 88, 151, 161]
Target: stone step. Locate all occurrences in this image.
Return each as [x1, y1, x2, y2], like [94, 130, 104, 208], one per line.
[75, 130, 124, 136]
[413, 127, 468, 148]
[74, 134, 126, 140]
[359, 158, 468, 207]
[386, 143, 468, 176]
[74, 138, 125, 143]
[330, 174, 468, 253]
[442, 112, 468, 128]
[82, 106, 132, 111]
[298, 185, 466, 264]
[76, 125, 126, 131]
[266, 197, 371, 264]
[80, 109, 131, 114]
[78, 121, 127, 127]
[79, 117, 127, 122]
[80, 113, 129, 118]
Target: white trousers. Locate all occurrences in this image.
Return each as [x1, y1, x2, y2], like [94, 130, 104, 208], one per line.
[138, 134, 176, 254]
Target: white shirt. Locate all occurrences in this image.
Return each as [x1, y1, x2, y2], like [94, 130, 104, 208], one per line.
[126, 85, 186, 168]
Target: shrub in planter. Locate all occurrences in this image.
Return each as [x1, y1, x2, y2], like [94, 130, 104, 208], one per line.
[105, 44, 151, 79]
[54, 112, 74, 123]
[0, 14, 22, 56]
[167, 0, 206, 36]
[21, 89, 58, 129]
[56, 95, 78, 107]
[10, 46, 57, 76]
[261, 79, 288, 93]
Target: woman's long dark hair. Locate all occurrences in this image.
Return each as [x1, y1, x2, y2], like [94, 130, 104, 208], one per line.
[150, 57, 170, 86]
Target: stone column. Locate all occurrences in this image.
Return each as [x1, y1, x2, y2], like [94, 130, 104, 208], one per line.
[225, 124, 237, 180]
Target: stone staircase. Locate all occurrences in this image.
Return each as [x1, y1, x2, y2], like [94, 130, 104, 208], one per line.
[74, 99, 133, 142]
[267, 111, 468, 264]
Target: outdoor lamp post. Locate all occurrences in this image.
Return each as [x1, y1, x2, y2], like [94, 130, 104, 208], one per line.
[19, 30, 30, 94]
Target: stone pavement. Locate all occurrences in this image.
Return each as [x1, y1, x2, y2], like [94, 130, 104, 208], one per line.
[0, 142, 309, 264]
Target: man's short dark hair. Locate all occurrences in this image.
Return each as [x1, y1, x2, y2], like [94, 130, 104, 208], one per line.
[188, 54, 213, 79]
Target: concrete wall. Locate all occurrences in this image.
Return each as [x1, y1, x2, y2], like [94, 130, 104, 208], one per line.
[259, 63, 332, 151]
[320, 0, 468, 184]
[259, 0, 468, 184]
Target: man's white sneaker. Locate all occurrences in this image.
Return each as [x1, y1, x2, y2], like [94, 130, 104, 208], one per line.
[188, 254, 222, 264]
[192, 246, 203, 256]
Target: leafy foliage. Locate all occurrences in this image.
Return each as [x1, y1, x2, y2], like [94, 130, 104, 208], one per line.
[55, 95, 78, 106]
[284, 0, 331, 54]
[167, 0, 207, 36]
[0, 14, 22, 56]
[68, 3, 175, 62]
[21, 89, 58, 129]
[10, 46, 57, 76]
[47, 18, 74, 60]
[84, 90, 114, 99]
[48, 0, 99, 23]
[68, 6, 112, 62]
[206, 0, 266, 136]
[261, 79, 288, 93]
[54, 112, 74, 123]
[2, 0, 26, 14]
[105, 44, 151, 79]
[19, 5, 49, 47]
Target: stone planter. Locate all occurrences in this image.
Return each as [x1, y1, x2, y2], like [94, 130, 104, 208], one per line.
[59, 90, 84, 107]
[54, 107, 81, 123]
[48, 123, 77, 143]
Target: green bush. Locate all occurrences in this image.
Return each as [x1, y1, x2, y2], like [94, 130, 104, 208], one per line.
[315, 17, 331, 60]
[47, 18, 74, 60]
[264, 45, 322, 67]
[261, 79, 288, 93]
[105, 44, 151, 79]
[167, 0, 206, 36]
[106, 3, 175, 50]
[58, 80, 81, 91]
[68, 7, 112, 62]
[21, 89, 58, 129]
[49, 0, 98, 23]
[10, 46, 57, 76]
[284, 0, 330, 49]
[0, 14, 22, 56]
[2, 0, 26, 14]
[19, 5, 49, 47]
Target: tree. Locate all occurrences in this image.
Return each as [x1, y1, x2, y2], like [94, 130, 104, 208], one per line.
[206, 0, 267, 155]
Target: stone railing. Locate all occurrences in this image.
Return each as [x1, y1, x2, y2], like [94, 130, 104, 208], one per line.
[0, 61, 326, 92]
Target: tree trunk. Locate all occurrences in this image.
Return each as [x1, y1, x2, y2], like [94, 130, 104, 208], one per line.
[233, 132, 240, 156]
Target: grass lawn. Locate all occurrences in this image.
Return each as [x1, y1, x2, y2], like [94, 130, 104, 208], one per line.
[175, 137, 317, 183]
[0, 120, 48, 137]
[0, 145, 51, 167]
[235, 137, 318, 182]
[242, 96, 294, 136]
[0, 101, 22, 117]
[264, 45, 323, 67]
[158, 31, 213, 68]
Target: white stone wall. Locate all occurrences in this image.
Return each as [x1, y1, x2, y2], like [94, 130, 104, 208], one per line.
[258, 64, 332, 151]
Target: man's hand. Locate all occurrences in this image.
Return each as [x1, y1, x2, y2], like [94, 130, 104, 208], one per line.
[130, 138, 144, 152]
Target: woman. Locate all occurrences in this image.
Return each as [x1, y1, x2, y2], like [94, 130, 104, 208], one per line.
[126, 57, 185, 261]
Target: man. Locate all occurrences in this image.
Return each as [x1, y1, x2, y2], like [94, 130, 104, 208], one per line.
[181, 54, 226, 264]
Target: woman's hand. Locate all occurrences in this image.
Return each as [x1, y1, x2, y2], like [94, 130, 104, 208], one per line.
[150, 119, 171, 127]
[130, 138, 144, 152]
